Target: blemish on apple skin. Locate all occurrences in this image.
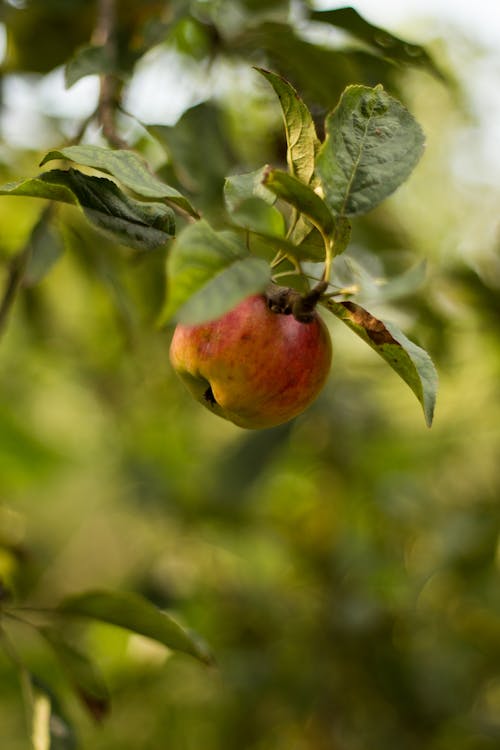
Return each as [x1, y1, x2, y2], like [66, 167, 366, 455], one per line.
[204, 385, 217, 406]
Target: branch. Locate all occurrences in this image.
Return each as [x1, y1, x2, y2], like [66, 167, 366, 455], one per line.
[0, 251, 28, 339]
[93, 0, 127, 148]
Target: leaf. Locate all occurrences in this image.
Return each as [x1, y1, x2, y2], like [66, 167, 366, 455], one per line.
[233, 21, 396, 111]
[224, 166, 276, 213]
[64, 44, 115, 88]
[32, 170, 174, 251]
[40, 145, 199, 218]
[0, 170, 175, 251]
[256, 68, 319, 184]
[23, 208, 64, 287]
[316, 85, 425, 216]
[310, 7, 445, 81]
[230, 197, 285, 237]
[262, 168, 335, 237]
[39, 627, 110, 722]
[351, 259, 428, 305]
[148, 102, 234, 206]
[164, 220, 271, 325]
[0, 176, 78, 205]
[324, 298, 437, 426]
[57, 589, 213, 665]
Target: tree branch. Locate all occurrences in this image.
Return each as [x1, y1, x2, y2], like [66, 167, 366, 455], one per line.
[0, 250, 28, 339]
[93, 0, 127, 148]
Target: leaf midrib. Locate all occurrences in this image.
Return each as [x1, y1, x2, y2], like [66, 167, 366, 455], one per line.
[339, 106, 374, 216]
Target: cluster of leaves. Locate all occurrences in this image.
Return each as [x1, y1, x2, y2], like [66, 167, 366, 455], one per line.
[0, 71, 437, 425]
[0, 2, 445, 747]
[0, 587, 212, 748]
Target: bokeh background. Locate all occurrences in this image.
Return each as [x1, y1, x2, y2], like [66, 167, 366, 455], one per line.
[1, 1, 500, 748]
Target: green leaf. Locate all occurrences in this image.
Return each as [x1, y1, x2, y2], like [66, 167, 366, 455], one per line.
[224, 166, 276, 213]
[256, 68, 319, 184]
[230, 197, 285, 237]
[0, 176, 77, 205]
[347, 259, 428, 306]
[64, 44, 115, 88]
[39, 627, 110, 722]
[316, 85, 425, 216]
[23, 208, 64, 287]
[40, 145, 199, 217]
[310, 7, 445, 81]
[0, 170, 175, 251]
[57, 589, 213, 665]
[324, 299, 437, 426]
[292, 224, 326, 262]
[164, 220, 271, 325]
[148, 102, 234, 208]
[61, 170, 173, 250]
[262, 168, 335, 237]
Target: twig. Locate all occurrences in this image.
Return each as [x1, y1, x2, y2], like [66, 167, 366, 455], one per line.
[0, 250, 29, 339]
[93, 0, 127, 148]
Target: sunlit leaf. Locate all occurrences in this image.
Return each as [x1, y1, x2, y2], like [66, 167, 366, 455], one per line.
[324, 298, 437, 426]
[0, 176, 77, 205]
[316, 85, 425, 216]
[257, 67, 319, 184]
[40, 145, 199, 217]
[57, 589, 213, 665]
[164, 220, 271, 324]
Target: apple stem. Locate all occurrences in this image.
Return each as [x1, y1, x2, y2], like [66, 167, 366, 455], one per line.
[266, 282, 328, 323]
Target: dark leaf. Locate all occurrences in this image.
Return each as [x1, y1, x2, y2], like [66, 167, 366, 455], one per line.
[64, 44, 115, 88]
[49, 170, 174, 251]
[310, 7, 445, 80]
[316, 85, 425, 216]
[40, 145, 199, 217]
[231, 21, 400, 111]
[148, 102, 234, 209]
[0, 170, 175, 251]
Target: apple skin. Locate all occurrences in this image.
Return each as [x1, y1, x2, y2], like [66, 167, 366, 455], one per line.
[169, 293, 332, 429]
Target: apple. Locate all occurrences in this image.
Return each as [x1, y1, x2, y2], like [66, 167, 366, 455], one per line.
[169, 289, 332, 429]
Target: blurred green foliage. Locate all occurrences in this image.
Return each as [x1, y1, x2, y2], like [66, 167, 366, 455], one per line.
[1, 1, 500, 749]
